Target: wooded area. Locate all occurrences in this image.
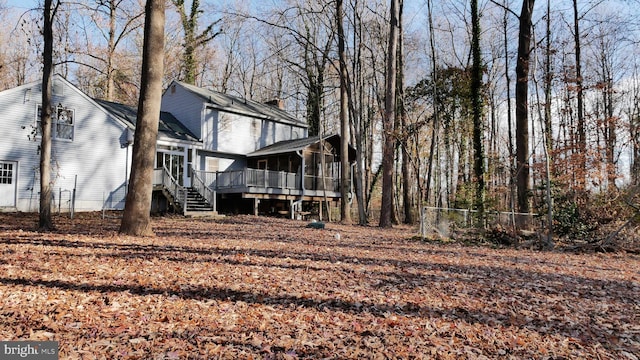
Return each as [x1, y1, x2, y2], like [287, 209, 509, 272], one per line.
[3, 0, 640, 243]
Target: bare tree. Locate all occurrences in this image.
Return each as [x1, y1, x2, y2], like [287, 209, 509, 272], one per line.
[572, 0, 586, 188]
[119, 0, 165, 236]
[87, 0, 144, 101]
[337, 0, 351, 223]
[380, 0, 399, 228]
[39, 0, 60, 231]
[470, 0, 486, 222]
[515, 0, 535, 219]
[172, 0, 222, 85]
[396, 0, 414, 224]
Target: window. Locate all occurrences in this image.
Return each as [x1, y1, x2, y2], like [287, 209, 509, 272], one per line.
[0, 162, 13, 184]
[206, 158, 219, 172]
[36, 104, 75, 141]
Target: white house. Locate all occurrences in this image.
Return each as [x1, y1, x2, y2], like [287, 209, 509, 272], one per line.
[161, 81, 355, 216]
[0, 76, 354, 217]
[0, 76, 202, 213]
[161, 80, 309, 176]
[0, 76, 133, 212]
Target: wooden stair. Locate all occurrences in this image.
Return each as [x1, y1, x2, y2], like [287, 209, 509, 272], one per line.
[184, 187, 217, 216]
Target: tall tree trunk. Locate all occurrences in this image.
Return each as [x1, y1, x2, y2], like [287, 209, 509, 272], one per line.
[379, 0, 400, 228]
[39, 0, 58, 231]
[543, 0, 554, 248]
[573, 0, 586, 189]
[503, 0, 516, 225]
[106, 0, 117, 101]
[397, 0, 413, 224]
[424, 0, 438, 208]
[119, 0, 165, 236]
[470, 0, 485, 224]
[173, 0, 220, 85]
[175, 0, 197, 84]
[352, 0, 368, 225]
[337, 0, 352, 224]
[543, 0, 553, 160]
[516, 0, 535, 220]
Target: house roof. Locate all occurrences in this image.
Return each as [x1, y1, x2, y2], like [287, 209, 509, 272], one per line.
[1, 75, 133, 132]
[94, 99, 200, 143]
[170, 81, 307, 128]
[248, 134, 356, 162]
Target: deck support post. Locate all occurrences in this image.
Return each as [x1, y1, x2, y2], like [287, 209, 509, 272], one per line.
[290, 199, 294, 219]
[254, 198, 259, 216]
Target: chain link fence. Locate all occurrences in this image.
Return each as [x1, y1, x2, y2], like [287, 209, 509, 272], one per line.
[420, 206, 542, 237]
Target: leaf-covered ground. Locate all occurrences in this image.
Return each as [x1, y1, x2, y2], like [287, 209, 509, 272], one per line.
[0, 212, 638, 359]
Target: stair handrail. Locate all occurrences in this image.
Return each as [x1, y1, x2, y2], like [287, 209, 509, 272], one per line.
[191, 168, 216, 211]
[160, 166, 187, 213]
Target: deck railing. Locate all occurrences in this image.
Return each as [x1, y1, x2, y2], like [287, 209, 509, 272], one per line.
[191, 168, 216, 209]
[193, 168, 343, 194]
[194, 169, 312, 191]
[153, 167, 187, 213]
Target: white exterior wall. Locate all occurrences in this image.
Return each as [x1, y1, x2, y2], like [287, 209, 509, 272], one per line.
[161, 82, 308, 176]
[0, 78, 131, 212]
[204, 110, 307, 155]
[160, 83, 204, 140]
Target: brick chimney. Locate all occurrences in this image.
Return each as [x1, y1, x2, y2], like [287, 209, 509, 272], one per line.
[265, 98, 285, 110]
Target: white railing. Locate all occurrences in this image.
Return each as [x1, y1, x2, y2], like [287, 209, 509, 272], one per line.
[195, 169, 301, 191]
[191, 168, 216, 210]
[153, 167, 187, 213]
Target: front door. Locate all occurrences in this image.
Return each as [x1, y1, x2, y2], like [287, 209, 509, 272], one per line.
[0, 161, 17, 207]
[157, 152, 184, 186]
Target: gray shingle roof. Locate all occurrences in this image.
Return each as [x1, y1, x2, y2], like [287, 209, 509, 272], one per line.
[94, 99, 200, 143]
[172, 81, 307, 127]
[248, 134, 356, 162]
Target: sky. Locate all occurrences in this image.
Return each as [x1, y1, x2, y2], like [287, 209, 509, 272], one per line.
[3, 0, 38, 11]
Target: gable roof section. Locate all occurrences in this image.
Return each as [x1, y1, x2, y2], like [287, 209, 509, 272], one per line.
[94, 99, 200, 143]
[170, 81, 307, 128]
[0, 74, 131, 131]
[248, 134, 356, 162]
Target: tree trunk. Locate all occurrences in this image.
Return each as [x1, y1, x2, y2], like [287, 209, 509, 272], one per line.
[337, 0, 352, 224]
[173, 0, 220, 85]
[573, 0, 586, 188]
[543, 0, 554, 248]
[470, 0, 485, 225]
[352, 1, 368, 225]
[423, 0, 438, 212]
[397, 0, 413, 224]
[502, 0, 516, 226]
[39, 0, 57, 231]
[119, 0, 165, 236]
[106, 0, 117, 101]
[379, 0, 400, 228]
[175, 0, 197, 84]
[543, 0, 553, 161]
[516, 0, 535, 220]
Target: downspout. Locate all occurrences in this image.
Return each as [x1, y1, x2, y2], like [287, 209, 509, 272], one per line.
[293, 150, 305, 219]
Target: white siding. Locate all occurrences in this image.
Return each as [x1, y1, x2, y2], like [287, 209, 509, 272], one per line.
[161, 82, 309, 171]
[202, 155, 244, 173]
[0, 77, 131, 212]
[161, 83, 204, 139]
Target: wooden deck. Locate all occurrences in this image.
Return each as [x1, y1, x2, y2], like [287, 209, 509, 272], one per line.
[194, 169, 342, 200]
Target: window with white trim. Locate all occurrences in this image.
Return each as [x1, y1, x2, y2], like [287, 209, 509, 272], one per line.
[36, 104, 75, 141]
[0, 162, 13, 184]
